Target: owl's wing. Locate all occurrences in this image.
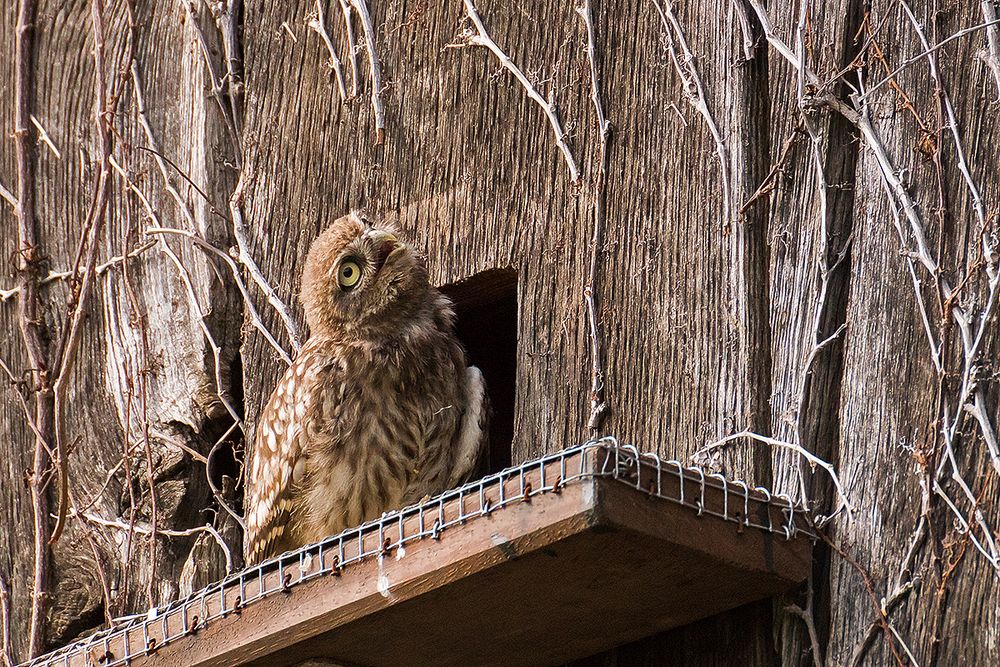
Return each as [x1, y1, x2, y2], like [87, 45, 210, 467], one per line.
[448, 365, 489, 487]
[244, 360, 314, 564]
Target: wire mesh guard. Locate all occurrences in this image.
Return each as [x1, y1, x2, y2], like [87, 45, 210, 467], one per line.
[24, 437, 816, 667]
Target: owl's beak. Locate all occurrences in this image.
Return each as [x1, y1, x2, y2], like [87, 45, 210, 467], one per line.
[366, 229, 397, 245]
[367, 230, 402, 272]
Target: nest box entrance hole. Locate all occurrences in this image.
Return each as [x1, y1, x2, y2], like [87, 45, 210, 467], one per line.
[440, 268, 517, 475]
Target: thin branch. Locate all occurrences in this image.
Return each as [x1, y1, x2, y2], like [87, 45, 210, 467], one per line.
[73, 436, 142, 516]
[791, 0, 843, 504]
[107, 160, 244, 431]
[117, 127, 161, 608]
[309, 0, 348, 100]
[853, 92, 938, 275]
[982, 1, 1000, 100]
[3, 237, 160, 299]
[935, 406, 1000, 564]
[338, 0, 360, 97]
[784, 572, 824, 667]
[651, 0, 730, 225]
[0, 574, 11, 667]
[858, 17, 1000, 102]
[732, 0, 759, 62]
[577, 1, 609, 138]
[77, 513, 234, 575]
[449, 0, 580, 183]
[819, 528, 911, 666]
[899, 1, 988, 233]
[133, 146, 222, 222]
[211, 0, 244, 152]
[0, 182, 16, 210]
[136, 141, 303, 356]
[28, 115, 60, 159]
[228, 170, 303, 354]
[67, 486, 113, 626]
[576, 0, 610, 431]
[109, 158, 247, 531]
[14, 0, 53, 655]
[49, 0, 117, 545]
[350, 0, 385, 143]
[747, 0, 803, 74]
[740, 122, 805, 214]
[144, 226, 293, 365]
[0, 355, 50, 449]
[933, 473, 999, 566]
[178, 0, 241, 159]
[847, 476, 929, 667]
[130, 59, 292, 410]
[697, 430, 853, 519]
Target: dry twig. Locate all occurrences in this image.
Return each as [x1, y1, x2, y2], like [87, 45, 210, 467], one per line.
[77, 512, 234, 575]
[108, 158, 248, 533]
[650, 0, 730, 225]
[229, 170, 303, 355]
[449, 0, 580, 183]
[982, 1, 1000, 99]
[28, 115, 60, 159]
[14, 0, 53, 655]
[576, 0, 610, 431]
[49, 0, 117, 544]
[0, 242, 156, 303]
[697, 430, 853, 520]
[309, 0, 349, 100]
[178, 0, 241, 159]
[144, 225, 293, 365]
[0, 183, 16, 210]
[0, 574, 11, 667]
[339, 0, 360, 96]
[351, 0, 386, 143]
[858, 16, 1000, 102]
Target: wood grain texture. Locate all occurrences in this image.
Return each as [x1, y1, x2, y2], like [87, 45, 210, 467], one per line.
[4, 0, 1000, 664]
[0, 0, 38, 658]
[827, 2, 1000, 664]
[1, 0, 242, 657]
[239, 0, 774, 503]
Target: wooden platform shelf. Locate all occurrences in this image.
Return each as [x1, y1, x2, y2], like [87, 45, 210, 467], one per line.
[28, 441, 814, 667]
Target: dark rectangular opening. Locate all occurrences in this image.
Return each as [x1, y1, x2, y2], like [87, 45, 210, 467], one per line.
[439, 268, 517, 476]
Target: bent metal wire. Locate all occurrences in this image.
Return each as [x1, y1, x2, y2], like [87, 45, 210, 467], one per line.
[23, 437, 816, 667]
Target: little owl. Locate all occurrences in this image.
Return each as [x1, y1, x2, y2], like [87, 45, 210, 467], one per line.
[244, 213, 488, 563]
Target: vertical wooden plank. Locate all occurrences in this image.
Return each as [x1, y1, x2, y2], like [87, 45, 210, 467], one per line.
[0, 0, 243, 655]
[829, 2, 1000, 663]
[0, 4, 37, 658]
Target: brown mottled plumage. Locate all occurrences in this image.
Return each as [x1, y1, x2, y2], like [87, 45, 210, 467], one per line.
[243, 213, 488, 563]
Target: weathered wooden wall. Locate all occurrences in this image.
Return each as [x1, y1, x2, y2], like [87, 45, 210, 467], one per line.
[2, 0, 1000, 664]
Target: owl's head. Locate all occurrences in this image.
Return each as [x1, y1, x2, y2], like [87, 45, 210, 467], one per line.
[300, 213, 432, 337]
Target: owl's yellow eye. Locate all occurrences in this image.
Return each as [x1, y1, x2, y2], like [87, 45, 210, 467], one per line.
[338, 260, 362, 290]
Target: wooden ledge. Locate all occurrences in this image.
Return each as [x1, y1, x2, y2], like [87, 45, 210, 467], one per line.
[28, 443, 813, 667]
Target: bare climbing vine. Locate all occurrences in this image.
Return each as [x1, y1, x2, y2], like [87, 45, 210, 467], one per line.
[448, 0, 581, 184]
[5, 1, 1000, 664]
[576, 0, 611, 432]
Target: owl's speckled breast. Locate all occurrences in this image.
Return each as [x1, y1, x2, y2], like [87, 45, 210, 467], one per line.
[296, 333, 466, 544]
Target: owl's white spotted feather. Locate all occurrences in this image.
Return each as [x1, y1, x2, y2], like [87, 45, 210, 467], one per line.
[244, 350, 315, 563]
